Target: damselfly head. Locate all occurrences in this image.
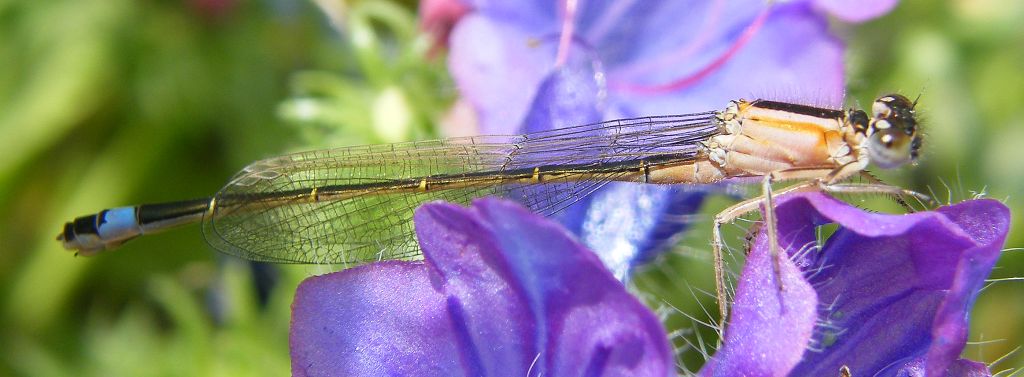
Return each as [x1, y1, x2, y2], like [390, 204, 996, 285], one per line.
[865, 94, 921, 169]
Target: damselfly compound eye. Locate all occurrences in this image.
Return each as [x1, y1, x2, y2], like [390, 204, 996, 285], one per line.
[867, 94, 920, 169]
[869, 128, 913, 168]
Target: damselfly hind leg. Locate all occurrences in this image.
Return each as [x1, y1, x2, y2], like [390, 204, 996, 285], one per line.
[711, 168, 826, 335]
[762, 173, 785, 293]
[711, 183, 773, 334]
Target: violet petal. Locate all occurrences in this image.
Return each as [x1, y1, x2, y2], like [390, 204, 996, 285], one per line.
[701, 193, 1007, 376]
[782, 194, 1006, 375]
[720, 193, 1008, 376]
[416, 198, 674, 376]
[448, 15, 555, 134]
[556, 184, 709, 280]
[291, 198, 673, 376]
[290, 262, 464, 376]
[938, 359, 992, 377]
[700, 215, 820, 377]
[610, 2, 845, 117]
[519, 55, 604, 133]
[890, 357, 992, 377]
[450, 1, 848, 124]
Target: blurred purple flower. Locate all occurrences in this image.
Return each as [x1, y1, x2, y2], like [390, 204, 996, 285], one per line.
[424, 0, 899, 277]
[702, 193, 1008, 376]
[290, 198, 673, 376]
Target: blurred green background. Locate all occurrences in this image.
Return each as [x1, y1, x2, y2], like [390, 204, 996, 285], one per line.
[0, 0, 1020, 375]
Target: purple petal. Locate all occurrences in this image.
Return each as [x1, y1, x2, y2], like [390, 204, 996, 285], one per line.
[700, 214, 820, 376]
[610, 2, 845, 117]
[813, 0, 899, 23]
[416, 199, 674, 376]
[290, 262, 464, 376]
[448, 15, 556, 134]
[731, 193, 1008, 376]
[939, 359, 992, 377]
[291, 198, 673, 376]
[450, 1, 848, 131]
[449, 0, 849, 129]
[413, 202, 538, 375]
[577, 0, 763, 70]
[520, 56, 604, 133]
[463, 0, 555, 32]
[556, 185, 708, 280]
[890, 357, 993, 377]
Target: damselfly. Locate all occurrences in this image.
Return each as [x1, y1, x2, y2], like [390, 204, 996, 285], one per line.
[58, 94, 929, 323]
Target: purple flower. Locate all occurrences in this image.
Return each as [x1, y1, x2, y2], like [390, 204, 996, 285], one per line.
[288, 194, 1008, 376]
[290, 198, 673, 376]
[433, 0, 898, 277]
[703, 193, 1009, 376]
[442, 0, 906, 133]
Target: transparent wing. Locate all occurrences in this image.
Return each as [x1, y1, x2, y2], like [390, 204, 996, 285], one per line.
[202, 113, 720, 264]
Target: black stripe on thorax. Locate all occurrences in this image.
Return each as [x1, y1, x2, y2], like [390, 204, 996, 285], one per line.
[751, 100, 844, 120]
